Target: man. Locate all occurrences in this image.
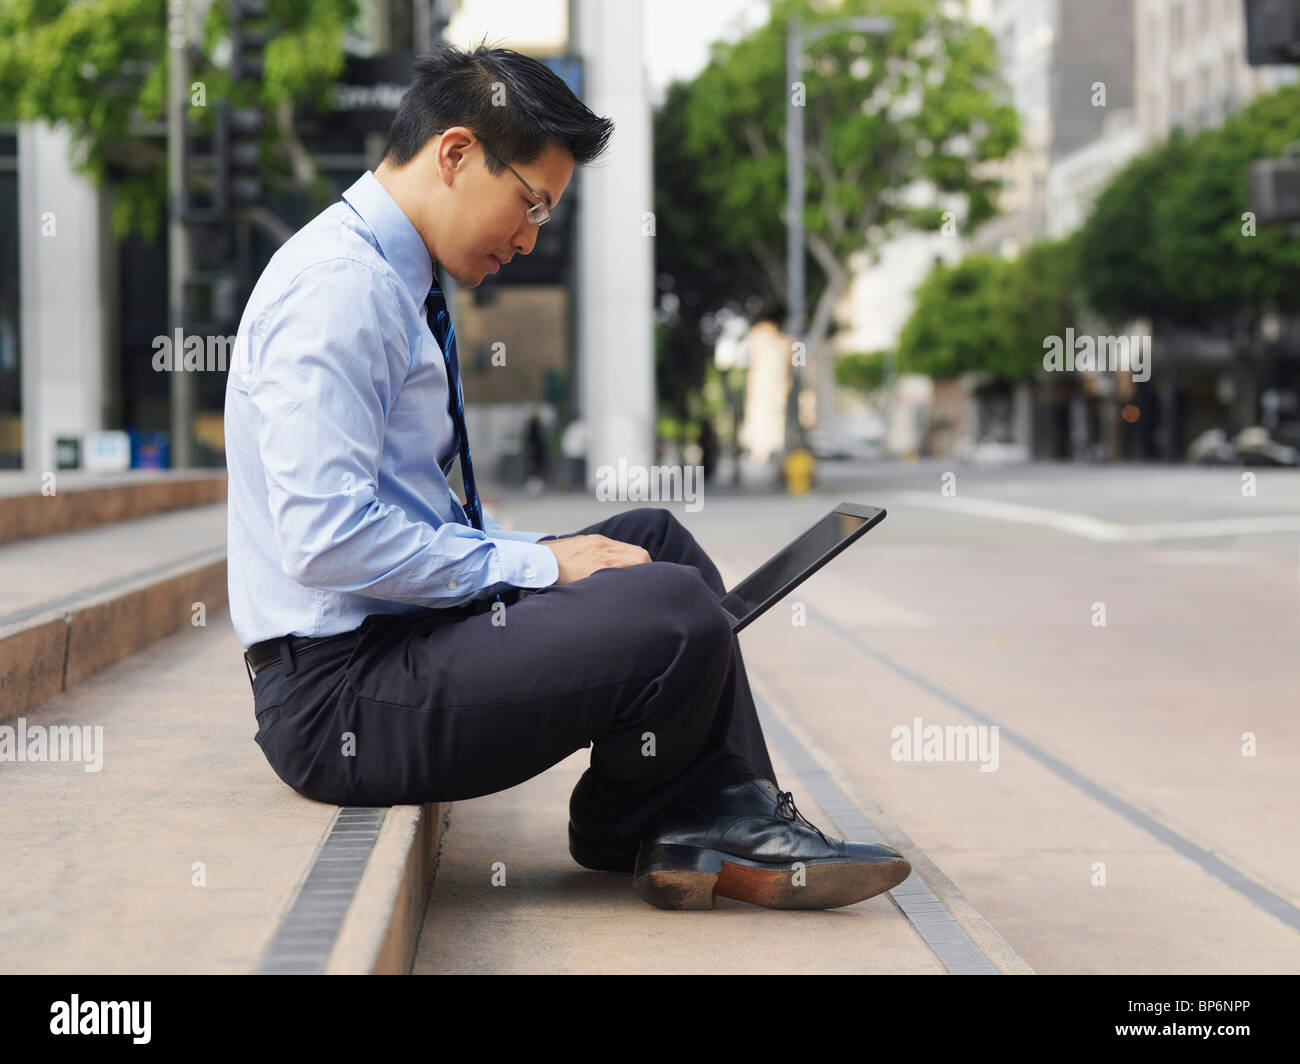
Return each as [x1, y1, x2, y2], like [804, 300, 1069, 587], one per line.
[225, 42, 910, 911]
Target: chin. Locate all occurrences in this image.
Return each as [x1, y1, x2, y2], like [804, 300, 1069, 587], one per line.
[450, 264, 483, 288]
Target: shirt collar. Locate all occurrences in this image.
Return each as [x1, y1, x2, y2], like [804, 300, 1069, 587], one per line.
[341, 169, 436, 306]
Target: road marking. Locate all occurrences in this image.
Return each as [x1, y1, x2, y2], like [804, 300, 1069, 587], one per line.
[1143, 549, 1273, 566]
[896, 491, 1300, 541]
[803, 600, 1300, 936]
[748, 674, 1016, 974]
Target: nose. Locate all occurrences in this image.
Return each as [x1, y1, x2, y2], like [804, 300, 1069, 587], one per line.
[512, 221, 539, 257]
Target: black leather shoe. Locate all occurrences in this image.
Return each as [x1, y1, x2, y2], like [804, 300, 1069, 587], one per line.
[631, 778, 911, 910]
[568, 819, 638, 873]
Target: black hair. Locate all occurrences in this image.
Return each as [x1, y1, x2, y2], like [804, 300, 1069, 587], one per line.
[381, 38, 614, 174]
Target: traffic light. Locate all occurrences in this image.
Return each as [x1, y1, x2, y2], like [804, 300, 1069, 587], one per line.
[1243, 1, 1300, 225]
[230, 0, 268, 81]
[1244, 0, 1300, 66]
[217, 0, 268, 213]
[1249, 154, 1300, 224]
[215, 100, 264, 210]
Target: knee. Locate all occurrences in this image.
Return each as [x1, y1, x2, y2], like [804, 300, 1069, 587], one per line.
[652, 561, 733, 653]
[641, 505, 680, 538]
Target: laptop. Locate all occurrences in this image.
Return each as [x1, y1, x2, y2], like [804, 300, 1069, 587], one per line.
[718, 502, 886, 633]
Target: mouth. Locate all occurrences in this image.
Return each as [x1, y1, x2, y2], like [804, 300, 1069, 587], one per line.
[488, 254, 503, 272]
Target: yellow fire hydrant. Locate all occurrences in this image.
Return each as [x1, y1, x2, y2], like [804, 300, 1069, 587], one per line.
[782, 447, 815, 496]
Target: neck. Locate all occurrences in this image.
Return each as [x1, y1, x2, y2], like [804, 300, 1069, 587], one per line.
[373, 161, 439, 266]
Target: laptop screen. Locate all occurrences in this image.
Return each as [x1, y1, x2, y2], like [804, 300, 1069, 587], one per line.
[719, 507, 881, 632]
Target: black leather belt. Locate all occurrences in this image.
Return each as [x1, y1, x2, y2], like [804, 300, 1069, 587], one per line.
[243, 591, 544, 684]
[244, 630, 356, 680]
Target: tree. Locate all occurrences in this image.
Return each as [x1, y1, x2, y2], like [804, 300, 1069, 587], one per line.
[653, 0, 1018, 413]
[652, 79, 770, 424]
[1075, 133, 1190, 326]
[997, 236, 1080, 369]
[0, 0, 361, 243]
[1077, 83, 1300, 330]
[896, 252, 1008, 380]
[896, 235, 1080, 381]
[835, 349, 887, 393]
[1153, 84, 1300, 323]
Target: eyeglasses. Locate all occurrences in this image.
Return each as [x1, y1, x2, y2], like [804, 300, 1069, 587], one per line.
[431, 128, 551, 225]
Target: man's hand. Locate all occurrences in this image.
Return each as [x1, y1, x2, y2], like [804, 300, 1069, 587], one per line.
[541, 534, 652, 585]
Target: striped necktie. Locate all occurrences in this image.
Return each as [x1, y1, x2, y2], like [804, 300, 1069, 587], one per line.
[425, 281, 484, 532]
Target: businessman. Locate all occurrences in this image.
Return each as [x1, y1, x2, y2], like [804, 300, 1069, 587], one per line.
[224, 42, 910, 911]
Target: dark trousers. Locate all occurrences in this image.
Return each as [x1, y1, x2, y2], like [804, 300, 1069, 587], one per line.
[248, 506, 779, 842]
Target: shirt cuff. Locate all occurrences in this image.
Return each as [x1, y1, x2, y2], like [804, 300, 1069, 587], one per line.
[489, 527, 558, 543]
[491, 537, 560, 588]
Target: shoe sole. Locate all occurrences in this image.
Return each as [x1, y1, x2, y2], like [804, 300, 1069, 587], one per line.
[632, 842, 912, 910]
[568, 821, 637, 874]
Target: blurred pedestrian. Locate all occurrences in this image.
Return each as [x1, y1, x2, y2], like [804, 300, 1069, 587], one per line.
[698, 420, 717, 482]
[524, 408, 547, 494]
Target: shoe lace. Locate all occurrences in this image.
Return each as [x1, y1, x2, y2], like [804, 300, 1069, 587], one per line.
[774, 790, 831, 846]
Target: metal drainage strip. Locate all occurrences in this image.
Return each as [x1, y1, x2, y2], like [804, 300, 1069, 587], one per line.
[755, 693, 1000, 975]
[258, 808, 387, 975]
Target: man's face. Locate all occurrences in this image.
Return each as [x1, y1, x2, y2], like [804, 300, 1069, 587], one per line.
[389, 127, 575, 287]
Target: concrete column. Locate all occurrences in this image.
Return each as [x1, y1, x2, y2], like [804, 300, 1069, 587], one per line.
[18, 120, 108, 475]
[575, 0, 654, 492]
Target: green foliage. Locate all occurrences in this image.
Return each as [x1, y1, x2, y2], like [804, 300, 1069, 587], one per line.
[897, 253, 1005, 379]
[1076, 131, 1195, 324]
[676, 0, 1018, 308]
[653, 0, 1019, 416]
[1000, 235, 1081, 362]
[835, 349, 887, 393]
[1078, 83, 1300, 327]
[897, 236, 1080, 381]
[0, 0, 361, 242]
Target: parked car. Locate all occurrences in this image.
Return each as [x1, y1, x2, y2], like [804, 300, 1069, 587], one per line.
[1187, 426, 1299, 467]
[1187, 428, 1237, 465]
[1233, 426, 1299, 466]
[806, 428, 847, 459]
[954, 437, 1031, 464]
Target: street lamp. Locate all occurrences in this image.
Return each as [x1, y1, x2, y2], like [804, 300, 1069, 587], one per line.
[783, 14, 893, 472]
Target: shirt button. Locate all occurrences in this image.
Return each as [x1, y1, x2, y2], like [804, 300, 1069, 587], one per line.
[448, 580, 457, 590]
[524, 568, 534, 577]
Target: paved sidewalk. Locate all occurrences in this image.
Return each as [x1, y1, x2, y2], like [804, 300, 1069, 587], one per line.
[411, 740, 946, 974]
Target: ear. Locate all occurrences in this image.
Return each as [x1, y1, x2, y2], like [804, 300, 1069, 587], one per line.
[434, 126, 476, 187]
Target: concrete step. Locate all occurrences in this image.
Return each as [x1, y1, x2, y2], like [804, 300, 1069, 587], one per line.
[0, 609, 437, 974]
[0, 470, 227, 546]
[0, 502, 227, 724]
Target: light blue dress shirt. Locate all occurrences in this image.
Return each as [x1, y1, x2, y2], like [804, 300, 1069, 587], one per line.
[224, 169, 560, 648]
